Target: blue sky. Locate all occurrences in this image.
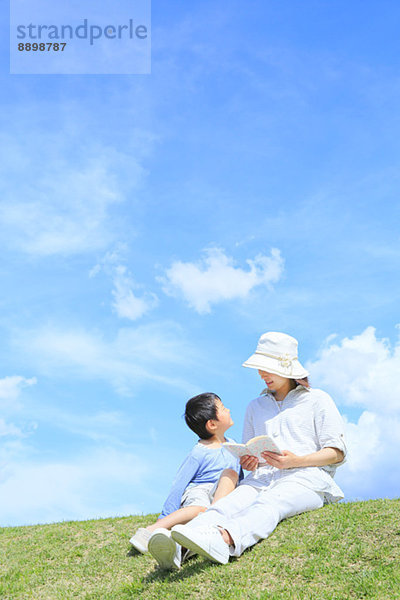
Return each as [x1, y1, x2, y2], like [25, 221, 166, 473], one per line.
[1, 0, 400, 526]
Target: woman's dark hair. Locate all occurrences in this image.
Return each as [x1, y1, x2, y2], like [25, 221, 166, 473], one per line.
[184, 392, 220, 440]
[292, 377, 310, 388]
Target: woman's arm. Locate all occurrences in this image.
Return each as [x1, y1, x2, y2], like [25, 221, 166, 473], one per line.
[261, 446, 344, 470]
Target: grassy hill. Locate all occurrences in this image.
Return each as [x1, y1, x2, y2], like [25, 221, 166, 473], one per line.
[1, 499, 399, 599]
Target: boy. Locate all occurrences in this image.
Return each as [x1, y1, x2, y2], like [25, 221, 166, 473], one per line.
[129, 392, 241, 569]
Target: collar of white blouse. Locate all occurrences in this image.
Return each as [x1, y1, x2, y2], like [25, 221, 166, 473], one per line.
[262, 384, 310, 409]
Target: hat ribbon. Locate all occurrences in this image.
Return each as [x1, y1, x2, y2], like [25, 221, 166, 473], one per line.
[254, 351, 297, 369]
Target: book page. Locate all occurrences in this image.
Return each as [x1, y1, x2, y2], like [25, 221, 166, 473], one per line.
[247, 436, 282, 457]
[223, 435, 282, 460]
[222, 443, 248, 459]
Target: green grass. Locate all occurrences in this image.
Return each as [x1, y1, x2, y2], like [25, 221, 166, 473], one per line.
[1, 499, 399, 599]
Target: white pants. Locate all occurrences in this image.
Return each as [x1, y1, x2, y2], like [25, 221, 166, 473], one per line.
[188, 479, 324, 557]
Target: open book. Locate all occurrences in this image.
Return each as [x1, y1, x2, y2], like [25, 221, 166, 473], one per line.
[223, 435, 282, 460]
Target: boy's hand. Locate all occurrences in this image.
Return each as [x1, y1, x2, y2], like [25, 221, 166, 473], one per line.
[240, 455, 259, 471]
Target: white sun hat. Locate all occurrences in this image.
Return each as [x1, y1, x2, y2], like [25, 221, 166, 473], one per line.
[242, 331, 309, 379]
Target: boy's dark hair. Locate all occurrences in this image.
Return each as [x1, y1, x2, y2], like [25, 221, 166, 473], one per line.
[184, 392, 220, 440]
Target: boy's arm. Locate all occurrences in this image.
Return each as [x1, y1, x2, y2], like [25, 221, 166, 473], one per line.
[211, 469, 239, 504]
[158, 453, 200, 519]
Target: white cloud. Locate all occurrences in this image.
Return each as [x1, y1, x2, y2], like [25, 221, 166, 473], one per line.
[0, 125, 154, 256]
[307, 327, 400, 501]
[342, 412, 381, 472]
[0, 157, 129, 256]
[0, 447, 148, 526]
[90, 250, 158, 321]
[0, 418, 24, 438]
[0, 377, 38, 465]
[336, 410, 400, 501]
[161, 247, 284, 314]
[13, 322, 199, 396]
[0, 375, 37, 409]
[307, 326, 400, 413]
[33, 407, 132, 444]
[112, 265, 158, 321]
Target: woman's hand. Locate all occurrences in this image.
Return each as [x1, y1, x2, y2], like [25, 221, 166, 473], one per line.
[261, 450, 300, 470]
[261, 447, 344, 469]
[240, 454, 259, 471]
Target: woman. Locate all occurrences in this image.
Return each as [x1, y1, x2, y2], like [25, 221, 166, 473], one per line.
[171, 331, 347, 564]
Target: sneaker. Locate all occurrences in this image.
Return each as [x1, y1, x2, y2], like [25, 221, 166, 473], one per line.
[129, 528, 152, 553]
[171, 524, 230, 565]
[181, 547, 196, 563]
[148, 528, 181, 570]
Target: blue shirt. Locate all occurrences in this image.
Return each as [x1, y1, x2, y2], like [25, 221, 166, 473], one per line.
[159, 439, 241, 518]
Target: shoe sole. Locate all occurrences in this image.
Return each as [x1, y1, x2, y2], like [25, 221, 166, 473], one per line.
[171, 527, 229, 565]
[148, 532, 180, 569]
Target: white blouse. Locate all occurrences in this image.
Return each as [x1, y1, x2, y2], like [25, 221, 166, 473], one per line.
[241, 386, 347, 503]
